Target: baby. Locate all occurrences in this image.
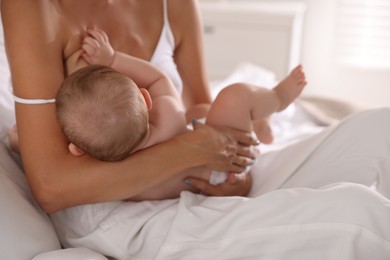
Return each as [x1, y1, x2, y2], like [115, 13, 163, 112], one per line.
[56, 29, 306, 200]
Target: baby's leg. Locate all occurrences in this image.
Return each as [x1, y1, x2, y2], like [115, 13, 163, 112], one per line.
[206, 83, 275, 134]
[252, 119, 273, 144]
[251, 65, 306, 142]
[206, 65, 306, 139]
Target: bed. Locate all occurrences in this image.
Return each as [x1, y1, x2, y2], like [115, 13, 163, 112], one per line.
[0, 2, 381, 260]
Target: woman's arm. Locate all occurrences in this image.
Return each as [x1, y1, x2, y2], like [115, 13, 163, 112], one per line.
[2, 0, 256, 213]
[170, 0, 212, 121]
[169, 0, 258, 193]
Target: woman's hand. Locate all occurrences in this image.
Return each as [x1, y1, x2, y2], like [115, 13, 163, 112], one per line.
[180, 121, 258, 196]
[191, 120, 259, 173]
[185, 172, 252, 197]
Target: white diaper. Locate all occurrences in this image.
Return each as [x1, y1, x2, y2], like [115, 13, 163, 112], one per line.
[209, 166, 251, 185]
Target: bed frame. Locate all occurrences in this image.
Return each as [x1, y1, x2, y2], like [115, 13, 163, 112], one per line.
[199, 1, 306, 81]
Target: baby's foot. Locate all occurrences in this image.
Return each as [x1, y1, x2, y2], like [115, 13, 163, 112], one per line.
[273, 65, 307, 111]
[253, 119, 274, 144]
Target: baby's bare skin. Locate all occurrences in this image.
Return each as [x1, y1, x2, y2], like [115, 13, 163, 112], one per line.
[273, 65, 307, 111]
[253, 65, 306, 144]
[8, 64, 306, 202]
[131, 66, 307, 201]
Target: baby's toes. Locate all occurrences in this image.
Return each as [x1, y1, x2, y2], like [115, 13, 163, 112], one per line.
[299, 79, 307, 88]
[293, 65, 303, 73]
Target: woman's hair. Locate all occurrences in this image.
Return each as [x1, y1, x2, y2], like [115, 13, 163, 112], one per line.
[56, 65, 149, 161]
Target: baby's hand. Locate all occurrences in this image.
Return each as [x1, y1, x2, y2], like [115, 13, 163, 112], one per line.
[82, 28, 115, 66]
[65, 49, 89, 75]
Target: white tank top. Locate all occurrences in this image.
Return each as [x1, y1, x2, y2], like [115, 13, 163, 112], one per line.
[150, 0, 183, 94]
[14, 0, 183, 105]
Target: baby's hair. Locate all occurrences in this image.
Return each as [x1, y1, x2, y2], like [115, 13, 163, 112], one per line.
[56, 65, 149, 161]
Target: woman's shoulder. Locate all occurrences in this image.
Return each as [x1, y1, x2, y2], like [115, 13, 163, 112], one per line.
[168, 0, 200, 22]
[167, 0, 202, 44]
[1, 0, 62, 33]
[1, 0, 59, 17]
[2, 0, 64, 53]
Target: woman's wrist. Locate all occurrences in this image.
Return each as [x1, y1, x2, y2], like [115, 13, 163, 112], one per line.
[185, 103, 210, 123]
[171, 130, 209, 168]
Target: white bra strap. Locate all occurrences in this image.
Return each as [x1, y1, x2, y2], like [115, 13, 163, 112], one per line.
[162, 0, 168, 23]
[13, 95, 56, 105]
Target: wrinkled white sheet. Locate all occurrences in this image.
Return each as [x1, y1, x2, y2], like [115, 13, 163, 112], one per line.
[51, 108, 390, 259]
[156, 185, 390, 260]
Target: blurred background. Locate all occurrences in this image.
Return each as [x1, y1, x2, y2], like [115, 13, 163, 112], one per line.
[199, 0, 390, 107]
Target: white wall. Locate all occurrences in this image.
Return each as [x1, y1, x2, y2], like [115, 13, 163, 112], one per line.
[200, 0, 390, 107]
[298, 0, 390, 107]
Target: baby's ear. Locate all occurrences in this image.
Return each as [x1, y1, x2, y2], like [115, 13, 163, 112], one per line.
[68, 143, 85, 156]
[139, 88, 153, 110]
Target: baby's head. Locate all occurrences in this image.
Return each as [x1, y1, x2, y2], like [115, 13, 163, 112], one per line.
[56, 65, 150, 161]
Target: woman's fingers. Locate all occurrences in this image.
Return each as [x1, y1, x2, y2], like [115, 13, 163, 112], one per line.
[226, 163, 246, 174]
[223, 145, 253, 171]
[223, 141, 257, 172]
[191, 122, 259, 173]
[236, 144, 258, 159]
[234, 130, 259, 147]
[232, 155, 254, 169]
[185, 178, 222, 196]
[193, 120, 259, 148]
[185, 172, 252, 197]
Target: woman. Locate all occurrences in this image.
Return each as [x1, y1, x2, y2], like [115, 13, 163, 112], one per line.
[3, 0, 390, 259]
[1, 0, 257, 214]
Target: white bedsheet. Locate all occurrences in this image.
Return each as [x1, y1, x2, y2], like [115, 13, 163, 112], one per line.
[156, 185, 390, 260]
[51, 108, 390, 259]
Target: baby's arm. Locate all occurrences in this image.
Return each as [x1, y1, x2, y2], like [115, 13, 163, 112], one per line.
[81, 29, 188, 148]
[81, 29, 177, 97]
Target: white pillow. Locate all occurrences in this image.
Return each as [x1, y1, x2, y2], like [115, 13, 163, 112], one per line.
[0, 15, 15, 145]
[0, 142, 62, 259]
